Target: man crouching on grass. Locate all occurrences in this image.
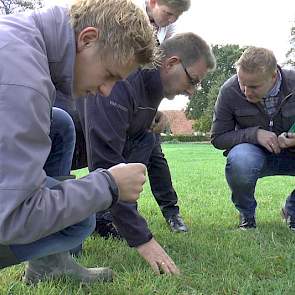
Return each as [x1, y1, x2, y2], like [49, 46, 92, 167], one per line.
[0, 0, 159, 284]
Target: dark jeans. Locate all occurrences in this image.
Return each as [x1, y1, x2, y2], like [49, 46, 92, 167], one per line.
[226, 143, 295, 218]
[8, 107, 93, 263]
[96, 131, 180, 230]
[123, 132, 179, 217]
[148, 134, 179, 218]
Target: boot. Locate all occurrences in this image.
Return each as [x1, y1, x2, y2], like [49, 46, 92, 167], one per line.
[23, 251, 113, 284]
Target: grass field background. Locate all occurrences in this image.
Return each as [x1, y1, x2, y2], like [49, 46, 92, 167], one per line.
[1, 143, 295, 295]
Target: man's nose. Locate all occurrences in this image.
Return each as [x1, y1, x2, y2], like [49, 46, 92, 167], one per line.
[244, 86, 253, 97]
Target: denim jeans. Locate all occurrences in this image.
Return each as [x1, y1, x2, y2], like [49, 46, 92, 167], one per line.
[43, 107, 76, 177]
[226, 143, 295, 218]
[9, 107, 93, 262]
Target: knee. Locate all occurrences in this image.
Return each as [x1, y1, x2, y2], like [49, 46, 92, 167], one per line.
[226, 144, 264, 182]
[52, 107, 76, 143]
[73, 215, 96, 239]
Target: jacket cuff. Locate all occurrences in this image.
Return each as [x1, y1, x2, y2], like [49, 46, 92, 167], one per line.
[101, 170, 119, 208]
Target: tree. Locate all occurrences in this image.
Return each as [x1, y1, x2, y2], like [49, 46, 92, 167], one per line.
[187, 44, 244, 132]
[0, 0, 43, 15]
[285, 22, 295, 67]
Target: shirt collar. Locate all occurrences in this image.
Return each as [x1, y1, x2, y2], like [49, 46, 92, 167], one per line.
[266, 69, 282, 98]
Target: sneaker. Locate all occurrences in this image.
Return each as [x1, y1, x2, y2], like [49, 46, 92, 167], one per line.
[166, 214, 188, 233]
[281, 207, 295, 231]
[239, 215, 256, 230]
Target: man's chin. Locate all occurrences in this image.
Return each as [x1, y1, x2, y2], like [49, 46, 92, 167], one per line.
[246, 97, 262, 104]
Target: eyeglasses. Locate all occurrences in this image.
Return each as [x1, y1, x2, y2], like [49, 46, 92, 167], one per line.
[180, 61, 201, 89]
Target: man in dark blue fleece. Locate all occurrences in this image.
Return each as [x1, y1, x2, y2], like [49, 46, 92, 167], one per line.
[74, 32, 216, 274]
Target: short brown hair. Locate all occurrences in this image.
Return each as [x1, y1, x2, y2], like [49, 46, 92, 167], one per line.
[160, 32, 216, 71]
[157, 0, 191, 13]
[70, 0, 160, 67]
[235, 47, 277, 75]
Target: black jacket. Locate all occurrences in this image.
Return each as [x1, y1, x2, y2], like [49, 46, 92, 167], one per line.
[56, 68, 165, 247]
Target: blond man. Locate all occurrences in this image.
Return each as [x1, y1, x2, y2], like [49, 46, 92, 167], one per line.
[0, 0, 158, 284]
[211, 47, 295, 230]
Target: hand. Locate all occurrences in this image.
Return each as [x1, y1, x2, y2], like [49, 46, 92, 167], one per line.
[136, 238, 180, 275]
[150, 111, 169, 134]
[256, 129, 280, 154]
[108, 163, 146, 203]
[278, 132, 295, 149]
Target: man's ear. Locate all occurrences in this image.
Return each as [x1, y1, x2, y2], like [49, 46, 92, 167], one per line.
[149, 0, 157, 9]
[164, 56, 181, 70]
[76, 27, 100, 52]
[271, 70, 278, 81]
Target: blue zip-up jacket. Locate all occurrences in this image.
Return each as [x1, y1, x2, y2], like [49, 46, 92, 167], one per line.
[75, 68, 164, 246]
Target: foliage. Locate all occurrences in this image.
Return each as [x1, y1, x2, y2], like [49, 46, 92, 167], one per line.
[187, 44, 245, 132]
[285, 22, 295, 67]
[0, 0, 43, 14]
[160, 134, 210, 143]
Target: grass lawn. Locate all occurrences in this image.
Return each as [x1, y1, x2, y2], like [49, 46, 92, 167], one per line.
[1, 143, 295, 295]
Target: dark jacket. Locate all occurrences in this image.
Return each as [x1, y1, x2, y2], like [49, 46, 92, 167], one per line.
[211, 67, 295, 155]
[58, 68, 164, 247]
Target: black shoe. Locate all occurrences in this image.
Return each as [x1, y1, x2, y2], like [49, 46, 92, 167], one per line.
[281, 207, 295, 231]
[239, 215, 256, 230]
[166, 214, 188, 233]
[95, 221, 123, 240]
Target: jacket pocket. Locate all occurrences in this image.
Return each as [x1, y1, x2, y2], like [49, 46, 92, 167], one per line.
[234, 107, 260, 128]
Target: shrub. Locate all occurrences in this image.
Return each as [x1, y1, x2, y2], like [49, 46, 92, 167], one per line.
[161, 134, 210, 143]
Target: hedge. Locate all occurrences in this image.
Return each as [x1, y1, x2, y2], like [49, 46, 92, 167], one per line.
[160, 134, 210, 143]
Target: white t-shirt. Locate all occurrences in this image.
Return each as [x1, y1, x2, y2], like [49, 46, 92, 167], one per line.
[133, 0, 176, 44]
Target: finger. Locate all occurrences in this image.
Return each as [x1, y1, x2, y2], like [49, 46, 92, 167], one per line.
[149, 261, 160, 275]
[166, 256, 180, 274]
[163, 260, 180, 275]
[271, 143, 280, 154]
[158, 261, 171, 274]
[268, 142, 277, 153]
[265, 143, 273, 153]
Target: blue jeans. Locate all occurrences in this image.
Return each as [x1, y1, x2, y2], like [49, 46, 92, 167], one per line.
[44, 107, 76, 177]
[9, 107, 93, 262]
[226, 143, 295, 218]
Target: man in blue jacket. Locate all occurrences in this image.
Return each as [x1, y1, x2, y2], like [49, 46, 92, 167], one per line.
[0, 0, 158, 284]
[75, 32, 216, 274]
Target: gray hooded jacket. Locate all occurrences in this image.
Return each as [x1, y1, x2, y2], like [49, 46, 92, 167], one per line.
[0, 6, 117, 245]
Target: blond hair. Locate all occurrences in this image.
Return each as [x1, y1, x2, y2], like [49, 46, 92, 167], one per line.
[235, 47, 277, 75]
[157, 0, 190, 13]
[70, 0, 160, 66]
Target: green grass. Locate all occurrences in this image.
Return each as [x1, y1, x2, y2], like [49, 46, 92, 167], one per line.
[1, 143, 295, 295]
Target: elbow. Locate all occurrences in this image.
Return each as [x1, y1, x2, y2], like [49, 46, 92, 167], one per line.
[211, 135, 226, 150]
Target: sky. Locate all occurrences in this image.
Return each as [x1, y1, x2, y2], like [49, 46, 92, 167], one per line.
[45, 0, 295, 110]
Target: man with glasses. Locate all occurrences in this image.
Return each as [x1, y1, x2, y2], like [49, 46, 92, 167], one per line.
[126, 0, 193, 234]
[76, 32, 216, 274]
[211, 47, 295, 230]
